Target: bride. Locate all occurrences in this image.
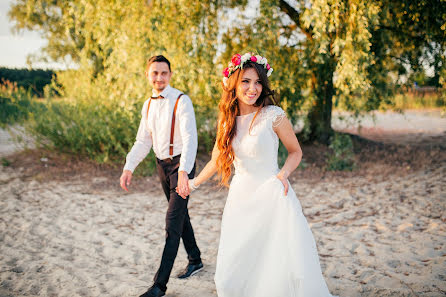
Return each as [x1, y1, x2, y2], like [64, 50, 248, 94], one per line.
[177, 53, 335, 297]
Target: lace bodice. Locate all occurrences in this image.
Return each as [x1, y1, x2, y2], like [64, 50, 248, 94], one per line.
[232, 105, 286, 177]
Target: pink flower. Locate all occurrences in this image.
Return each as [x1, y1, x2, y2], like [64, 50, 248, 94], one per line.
[231, 54, 241, 66]
[223, 67, 230, 77]
[250, 56, 257, 62]
[266, 64, 271, 70]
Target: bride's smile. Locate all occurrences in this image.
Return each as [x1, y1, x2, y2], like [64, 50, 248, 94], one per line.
[236, 68, 263, 113]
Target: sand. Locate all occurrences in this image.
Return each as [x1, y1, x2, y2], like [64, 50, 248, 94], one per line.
[0, 110, 445, 297]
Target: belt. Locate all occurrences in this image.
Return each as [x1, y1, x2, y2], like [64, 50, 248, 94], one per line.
[157, 154, 181, 164]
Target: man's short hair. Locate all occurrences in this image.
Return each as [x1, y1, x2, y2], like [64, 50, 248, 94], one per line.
[146, 55, 171, 72]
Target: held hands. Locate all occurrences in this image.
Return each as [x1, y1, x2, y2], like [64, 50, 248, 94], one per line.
[120, 170, 133, 192]
[276, 169, 289, 196]
[176, 171, 190, 199]
[176, 176, 200, 199]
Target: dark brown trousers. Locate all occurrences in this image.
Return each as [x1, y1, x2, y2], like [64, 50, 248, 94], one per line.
[153, 155, 201, 291]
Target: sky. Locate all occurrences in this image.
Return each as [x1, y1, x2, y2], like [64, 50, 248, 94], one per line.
[0, 0, 68, 69]
[0, 0, 259, 70]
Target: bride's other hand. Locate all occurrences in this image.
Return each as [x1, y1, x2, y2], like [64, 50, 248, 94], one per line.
[274, 115, 303, 197]
[276, 169, 289, 196]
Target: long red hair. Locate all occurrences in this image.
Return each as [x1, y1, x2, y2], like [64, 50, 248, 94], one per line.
[216, 61, 276, 186]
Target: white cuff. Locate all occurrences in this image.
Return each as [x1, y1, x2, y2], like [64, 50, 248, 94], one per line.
[188, 178, 199, 191]
[123, 163, 136, 173]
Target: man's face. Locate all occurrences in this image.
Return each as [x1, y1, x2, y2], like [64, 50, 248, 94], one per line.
[145, 62, 172, 92]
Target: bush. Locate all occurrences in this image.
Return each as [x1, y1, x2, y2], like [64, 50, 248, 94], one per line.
[2, 82, 219, 176]
[30, 97, 157, 175]
[327, 133, 356, 171]
[0, 80, 43, 127]
[195, 106, 217, 154]
[28, 98, 139, 161]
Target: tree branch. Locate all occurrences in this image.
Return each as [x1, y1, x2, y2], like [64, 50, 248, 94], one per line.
[278, 0, 312, 40]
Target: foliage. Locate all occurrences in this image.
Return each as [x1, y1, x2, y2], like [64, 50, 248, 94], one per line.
[327, 133, 355, 171]
[22, 94, 156, 174]
[219, 0, 446, 142]
[388, 92, 445, 110]
[0, 80, 43, 127]
[28, 98, 136, 161]
[6, 0, 445, 168]
[8, 1, 221, 106]
[0, 68, 54, 97]
[1, 157, 11, 167]
[195, 106, 218, 154]
[277, 141, 288, 168]
[0, 79, 157, 174]
[9, 0, 222, 162]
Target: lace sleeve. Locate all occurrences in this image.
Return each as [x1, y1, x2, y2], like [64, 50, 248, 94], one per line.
[268, 105, 286, 128]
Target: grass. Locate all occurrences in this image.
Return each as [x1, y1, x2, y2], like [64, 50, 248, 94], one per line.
[387, 91, 445, 110]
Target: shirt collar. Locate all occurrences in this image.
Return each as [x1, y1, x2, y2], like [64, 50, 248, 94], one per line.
[152, 85, 172, 99]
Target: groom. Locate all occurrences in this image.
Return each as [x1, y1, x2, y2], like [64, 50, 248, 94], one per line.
[120, 55, 203, 297]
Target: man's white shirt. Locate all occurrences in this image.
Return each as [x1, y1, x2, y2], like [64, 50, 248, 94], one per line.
[124, 85, 198, 174]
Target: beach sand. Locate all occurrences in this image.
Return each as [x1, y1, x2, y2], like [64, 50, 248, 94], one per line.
[0, 110, 445, 297]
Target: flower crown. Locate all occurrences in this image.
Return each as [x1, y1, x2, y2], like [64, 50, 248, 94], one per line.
[222, 53, 273, 87]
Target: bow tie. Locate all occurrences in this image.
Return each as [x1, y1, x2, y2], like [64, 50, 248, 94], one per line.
[151, 95, 165, 99]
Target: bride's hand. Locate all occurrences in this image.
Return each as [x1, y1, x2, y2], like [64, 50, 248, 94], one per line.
[276, 169, 289, 196]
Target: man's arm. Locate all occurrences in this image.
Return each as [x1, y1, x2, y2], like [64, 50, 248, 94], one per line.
[120, 101, 153, 191]
[177, 95, 198, 197]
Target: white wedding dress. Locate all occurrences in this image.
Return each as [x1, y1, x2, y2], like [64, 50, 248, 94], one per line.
[214, 106, 334, 297]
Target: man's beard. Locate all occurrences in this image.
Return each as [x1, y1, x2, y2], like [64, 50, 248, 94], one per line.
[154, 83, 166, 92]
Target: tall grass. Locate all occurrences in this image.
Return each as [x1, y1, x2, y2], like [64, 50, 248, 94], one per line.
[26, 98, 159, 175]
[1, 80, 217, 175]
[0, 80, 43, 127]
[388, 91, 445, 110]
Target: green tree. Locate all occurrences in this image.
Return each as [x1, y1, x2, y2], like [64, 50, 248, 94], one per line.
[0, 67, 54, 96]
[221, 0, 445, 143]
[9, 0, 446, 146]
[9, 0, 223, 155]
[8, 0, 221, 105]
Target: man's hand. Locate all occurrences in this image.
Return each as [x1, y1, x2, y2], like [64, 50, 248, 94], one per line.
[177, 170, 190, 199]
[120, 170, 133, 192]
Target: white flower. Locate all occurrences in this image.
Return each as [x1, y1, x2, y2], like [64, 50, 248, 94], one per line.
[241, 53, 251, 64]
[228, 62, 234, 68]
[223, 77, 228, 86]
[267, 68, 273, 76]
[259, 57, 267, 65]
[255, 55, 262, 63]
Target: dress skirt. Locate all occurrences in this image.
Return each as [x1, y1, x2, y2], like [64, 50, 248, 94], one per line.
[214, 173, 334, 297]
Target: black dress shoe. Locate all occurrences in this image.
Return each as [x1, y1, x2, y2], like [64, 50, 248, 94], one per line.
[139, 285, 165, 297]
[177, 262, 204, 279]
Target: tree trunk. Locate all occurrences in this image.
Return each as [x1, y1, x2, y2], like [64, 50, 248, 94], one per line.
[304, 56, 336, 144]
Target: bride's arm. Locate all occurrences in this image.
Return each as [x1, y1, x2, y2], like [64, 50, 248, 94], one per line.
[274, 117, 302, 195]
[177, 143, 220, 198]
[193, 143, 219, 187]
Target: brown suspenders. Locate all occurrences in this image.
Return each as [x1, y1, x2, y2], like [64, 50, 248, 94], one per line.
[146, 93, 184, 156]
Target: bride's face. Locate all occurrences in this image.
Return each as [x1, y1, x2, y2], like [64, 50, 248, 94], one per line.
[236, 68, 262, 107]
